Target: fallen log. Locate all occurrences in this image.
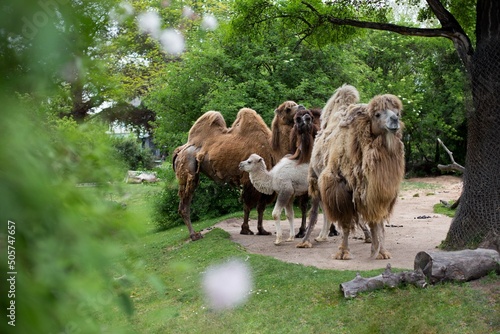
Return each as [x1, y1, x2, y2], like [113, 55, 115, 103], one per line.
[339, 264, 427, 298]
[414, 248, 500, 284]
[340, 249, 500, 298]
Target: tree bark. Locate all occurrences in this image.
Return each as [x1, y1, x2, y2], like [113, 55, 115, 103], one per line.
[414, 249, 500, 284]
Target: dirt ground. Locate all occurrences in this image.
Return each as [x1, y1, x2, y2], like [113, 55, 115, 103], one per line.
[213, 175, 463, 271]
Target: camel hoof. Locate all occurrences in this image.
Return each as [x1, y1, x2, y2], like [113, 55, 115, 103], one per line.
[274, 240, 283, 246]
[334, 251, 351, 260]
[296, 241, 313, 248]
[374, 251, 391, 259]
[295, 230, 306, 238]
[364, 237, 372, 244]
[314, 237, 328, 242]
[240, 229, 255, 235]
[257, 229, 271, 236]
[190, 232, 203, 241]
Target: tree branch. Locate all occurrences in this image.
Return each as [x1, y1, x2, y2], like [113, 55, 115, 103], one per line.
[437, 138, 465, 173]
[301, 0, 474, 72]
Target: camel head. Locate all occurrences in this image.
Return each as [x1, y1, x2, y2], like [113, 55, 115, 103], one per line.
[367, 94, 403, 137]
[274, 101, 299, 127]
[239, 154, 266, 172]
[293, 107, 319, 135]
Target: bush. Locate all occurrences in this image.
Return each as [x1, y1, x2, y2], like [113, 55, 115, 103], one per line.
[153, 168, 242, 231]
[0, 106, 141, 334]
[112, 137, 155, 171]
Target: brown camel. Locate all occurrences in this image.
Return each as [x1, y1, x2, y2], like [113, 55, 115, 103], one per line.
[319, 88, 405, 260]
[173, 102, 299, 241]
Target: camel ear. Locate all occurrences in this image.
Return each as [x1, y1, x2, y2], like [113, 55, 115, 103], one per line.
[258, 157, 263, 163]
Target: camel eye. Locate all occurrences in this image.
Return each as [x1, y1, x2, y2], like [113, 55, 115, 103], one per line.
[375, 113, 381, 118]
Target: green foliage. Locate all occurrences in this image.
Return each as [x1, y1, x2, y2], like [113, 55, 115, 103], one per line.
[112, 137, 155, 171]
[0, 105, 142, 333]
[153, 169, 242, 231]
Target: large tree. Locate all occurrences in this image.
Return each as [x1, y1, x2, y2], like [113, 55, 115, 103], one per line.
[232, 0, 500, 250]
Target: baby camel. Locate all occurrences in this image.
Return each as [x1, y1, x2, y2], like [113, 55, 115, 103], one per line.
[239, 154, 308, 245]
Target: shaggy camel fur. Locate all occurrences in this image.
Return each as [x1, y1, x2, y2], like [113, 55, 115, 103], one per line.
[239, 154, 309, 245]
[173, 102, 299, 241]
[319, 88, 404, 260]
[297, 85, 370, 249]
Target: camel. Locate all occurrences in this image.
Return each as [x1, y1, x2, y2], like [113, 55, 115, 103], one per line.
[239, 153, 309, 245]
[318, 87, 405, 260]
[173, 102, 299, 241]
[297, 85, 370, 249]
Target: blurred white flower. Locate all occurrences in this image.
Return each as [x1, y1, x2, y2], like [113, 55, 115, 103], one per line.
[137, 11, 161, 39]
[201, 14, 218, 31]
[110, 2, 134, 23]
[202, 259, 252, 311]
[159, 29, 185, 55]
[182, 6, 196, 20]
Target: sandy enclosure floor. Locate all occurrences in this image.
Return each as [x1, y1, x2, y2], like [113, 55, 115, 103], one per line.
[213, 175, 463, 271]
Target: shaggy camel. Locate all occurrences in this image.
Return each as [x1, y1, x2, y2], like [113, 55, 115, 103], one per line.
[239, 153, 309, 245]
[319, 88, 404, 260]
[173, 102, 299, 241]
[289, 106, 338, 238]
[297, 85, 370, 249]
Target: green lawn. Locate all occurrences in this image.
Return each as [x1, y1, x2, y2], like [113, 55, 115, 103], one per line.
[97, 181, 499, 334]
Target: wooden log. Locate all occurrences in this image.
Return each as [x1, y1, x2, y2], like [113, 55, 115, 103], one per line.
[339, 264, 427, 298]
[414, 248, 500, 284]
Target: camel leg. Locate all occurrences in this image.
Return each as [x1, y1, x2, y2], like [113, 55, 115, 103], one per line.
[329, 222, 339, 237]
[272, 205, 284, 246]
[256, 196, 271, 235]
[369, 222, 391, 259]
[295, 194, 308, 238]
[357, 219, 372, 243]
[296, 196, 320, 248]
[285, 197, 296, 242]
[334, 223, 351, 260]
[273, 191, 293, 245]
[240, 204, 254, 235]
[175, 147, 203, 241]
[314, 201, 331, 242]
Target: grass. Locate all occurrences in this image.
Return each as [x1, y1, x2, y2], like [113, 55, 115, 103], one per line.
[95, 181, 499, 334]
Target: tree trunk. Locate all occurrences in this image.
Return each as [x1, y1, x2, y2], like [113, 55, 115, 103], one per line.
[414, 249, 500, 284]
[443, 1, 500, 252]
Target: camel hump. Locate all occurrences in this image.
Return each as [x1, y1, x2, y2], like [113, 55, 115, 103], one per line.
[230, 107, 272, 137]
[188, 111, 228, 147]
[321, 84, 360, 129]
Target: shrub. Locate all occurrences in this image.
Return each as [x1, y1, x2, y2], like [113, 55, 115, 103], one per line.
[153, 168, 242, 231]
[112, 137, 155, 171]
[0, 107, 141, 334]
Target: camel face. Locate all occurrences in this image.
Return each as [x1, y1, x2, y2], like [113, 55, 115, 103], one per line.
[369, 95, 403, 137]
[372, 109, 401, 135]
[274, 101, 299, 126]
[239, 154, 263, 172]
[294, 108, 314, 133]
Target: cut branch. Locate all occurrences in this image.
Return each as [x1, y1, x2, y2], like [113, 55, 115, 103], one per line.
[340, 264, 427, 298]
[437, 138, 465, 173]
